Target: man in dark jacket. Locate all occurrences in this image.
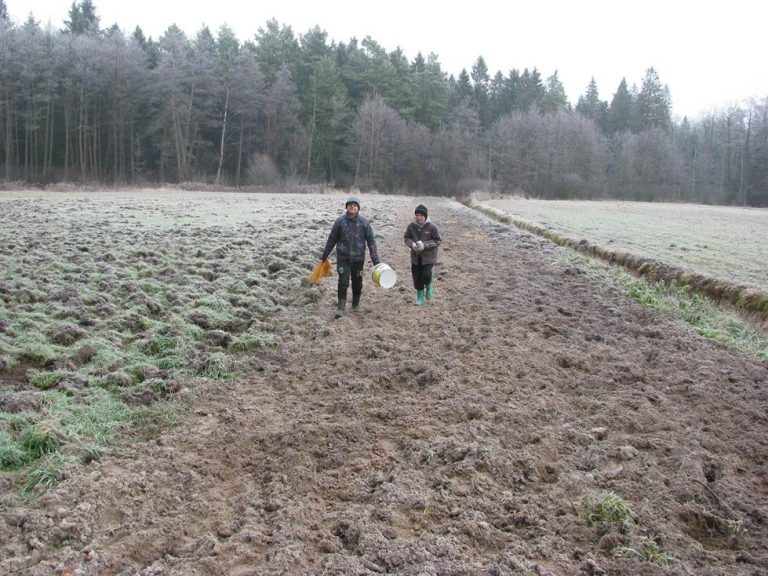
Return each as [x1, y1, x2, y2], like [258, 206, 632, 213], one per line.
[321, 196, 381, 317]
[404, 204, 441, 305]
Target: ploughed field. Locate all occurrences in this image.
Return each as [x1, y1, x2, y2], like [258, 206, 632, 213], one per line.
[1, 191, 766, 575]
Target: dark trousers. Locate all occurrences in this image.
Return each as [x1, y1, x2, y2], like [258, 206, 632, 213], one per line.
[411, 263, 434, 291]
[337, 261, 364, 303]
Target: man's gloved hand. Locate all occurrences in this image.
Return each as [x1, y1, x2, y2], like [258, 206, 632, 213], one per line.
[373, 259, 381, 266]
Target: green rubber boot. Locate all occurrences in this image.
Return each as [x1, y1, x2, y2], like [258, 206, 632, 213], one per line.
[416, 289, 424, 306]
[425, 283, 433, 300]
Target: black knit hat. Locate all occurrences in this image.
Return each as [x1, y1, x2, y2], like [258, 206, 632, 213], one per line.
[415, 204, 428, 218]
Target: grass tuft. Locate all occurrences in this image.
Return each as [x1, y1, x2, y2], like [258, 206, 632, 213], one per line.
[28, 369, 71, 390]
[0, 430, 30, 469]
[641, 537, 675, 565]
[52, 389, 134, 442]
[140, 335, 178, 357]
[17, 419, 66, 459]
[198, 352, 230, 379]
[22, 452, 76, 499]
[579, 491, 636, 531]
[17, 336, 59, 367]
[228, 332, 278, 353]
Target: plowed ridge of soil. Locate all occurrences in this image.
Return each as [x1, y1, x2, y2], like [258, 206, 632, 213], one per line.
[2, 199, 767, 575]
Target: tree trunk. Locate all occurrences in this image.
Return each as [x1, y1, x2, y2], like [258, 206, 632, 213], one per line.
[79, 85, 87, 181]
[353, 109, 364, 187]
[307, 75, 316, 180]
[45, 96, 54, 180]
[487, 138, 493, 189]
[63, 89, 70, 180]
[130, 122, 135, 182]
[216, 88, 230, 184]
[2, 85, 9, 179]
[740, 108, 751, 206]
[690, 144, 697, 201]
[113, 99, 119, 184]
[171, 88, 185, 181]
[183, 81, 196, 180]
[265, 108, 271, 160]
[236, 119, 243, 186]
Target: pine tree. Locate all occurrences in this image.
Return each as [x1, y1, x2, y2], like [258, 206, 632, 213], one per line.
[304, 55, 348, 181]
[153, 24, 195, 181]
[262, 64, 302, 176]
[213, 25, 240, 183]
[575, 77, 608, 131]
[388, 46, 414, 120]
[132, 26, 159, 68]
[359, 36, 401, 106]
[253, 19, 299, 85]
[64, 0, 100, 35]
[636, 67, 671, 131]
[541, 71, 569, 113]
[454, 68, 472, 105]
[471, 56, 491, 128]
[504, 69, 521, 113]
[518, 68, 544, 112]
[607, 78, 634, 133]
[410, 53, 447, 131]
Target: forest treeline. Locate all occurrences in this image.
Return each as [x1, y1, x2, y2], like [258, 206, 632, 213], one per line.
[1, 0, 766, 205]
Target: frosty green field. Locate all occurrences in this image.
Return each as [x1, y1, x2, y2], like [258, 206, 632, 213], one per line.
[0, 189, 410, 494]
[482, 198, 768, 292]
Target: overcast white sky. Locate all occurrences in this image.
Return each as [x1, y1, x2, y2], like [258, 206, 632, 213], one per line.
[14, 0, 768, 119]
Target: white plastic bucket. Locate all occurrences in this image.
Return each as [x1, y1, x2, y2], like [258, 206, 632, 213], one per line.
[371, 263, 397, 289]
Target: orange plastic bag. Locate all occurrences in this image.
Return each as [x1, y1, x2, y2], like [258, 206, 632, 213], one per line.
[307, 259, 332, 283]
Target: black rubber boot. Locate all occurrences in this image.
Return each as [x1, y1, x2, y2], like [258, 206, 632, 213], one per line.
[351, 293, 361, 311]
[335, 299, 347, 318]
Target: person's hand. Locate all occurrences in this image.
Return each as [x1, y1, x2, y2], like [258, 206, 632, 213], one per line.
[373, 259, 381, 266]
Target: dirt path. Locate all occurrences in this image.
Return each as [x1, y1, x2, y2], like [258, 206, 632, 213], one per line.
[2, 199, 767, 575]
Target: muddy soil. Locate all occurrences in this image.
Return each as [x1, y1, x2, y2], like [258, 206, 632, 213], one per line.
[1, 198, 767, 575]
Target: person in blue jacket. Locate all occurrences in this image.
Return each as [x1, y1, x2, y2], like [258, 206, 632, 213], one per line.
[320, 196, 381, 317]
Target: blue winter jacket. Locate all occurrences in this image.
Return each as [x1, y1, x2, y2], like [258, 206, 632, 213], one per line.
[321, 214, 380, 264]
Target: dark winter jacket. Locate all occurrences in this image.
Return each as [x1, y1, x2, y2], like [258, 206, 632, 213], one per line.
[321, 214, 380, 264]
[404, 219, 441, 265]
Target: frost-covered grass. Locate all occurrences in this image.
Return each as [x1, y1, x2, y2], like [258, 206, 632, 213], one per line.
[483, 198, 767, 291]
[0, 189, 409, 494]
[0, 189, 346, 229]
